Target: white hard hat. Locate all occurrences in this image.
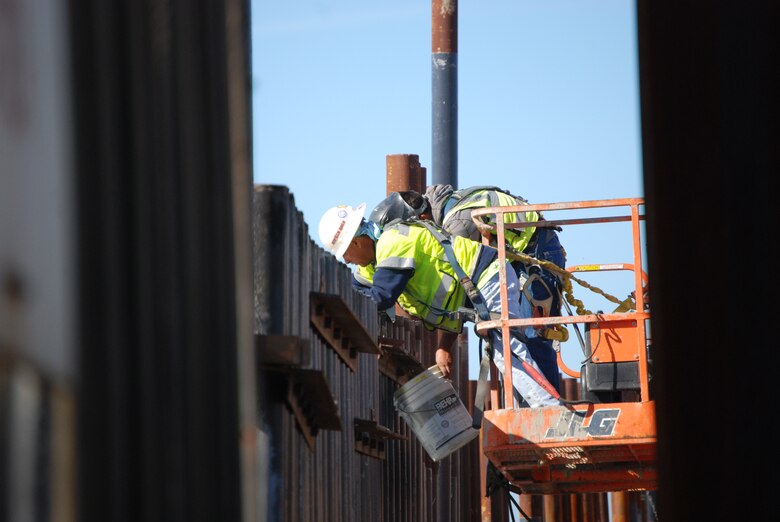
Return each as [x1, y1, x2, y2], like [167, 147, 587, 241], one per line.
[318, 203, 366, 259]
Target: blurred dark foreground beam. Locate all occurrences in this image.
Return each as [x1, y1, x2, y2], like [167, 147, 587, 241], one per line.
[70, 1, 256, 521]
[638, 1, 778, 520]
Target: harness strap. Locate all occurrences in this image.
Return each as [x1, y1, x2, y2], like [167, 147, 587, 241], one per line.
[441, 196, 458, 217]
[415, 221, 563, 423]
[415, 219, 495, 428]
[417, 221, 491, 322]
[472, 337, 493, 428]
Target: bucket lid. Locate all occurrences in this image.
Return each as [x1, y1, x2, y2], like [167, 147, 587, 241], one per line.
[393, 365, 457, 411]
[393, 366, 441, 400]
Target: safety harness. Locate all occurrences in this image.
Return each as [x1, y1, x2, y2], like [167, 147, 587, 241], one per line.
[438, 187, 567, 345]
[396, 218, 570, 426]
[435, 186, 533, 248]
[417, 220, 570, 426]
[414, 220, 495, 428]
[520, 266, 570, 343]
[416, 220, 491, 322]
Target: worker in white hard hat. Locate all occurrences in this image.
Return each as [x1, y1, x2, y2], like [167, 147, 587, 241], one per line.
[318, 203, 562, 408]
[370, 186, 567, 394]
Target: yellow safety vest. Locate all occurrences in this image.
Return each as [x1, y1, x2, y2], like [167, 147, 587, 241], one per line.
[374, 221, 501, 332]
[443, 189, 539, 254]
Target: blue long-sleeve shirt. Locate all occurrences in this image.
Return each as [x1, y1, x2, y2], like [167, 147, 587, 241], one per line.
[351, 267, 411, 310]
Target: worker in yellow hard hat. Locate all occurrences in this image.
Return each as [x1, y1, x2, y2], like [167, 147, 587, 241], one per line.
[318, 202, 562, 408]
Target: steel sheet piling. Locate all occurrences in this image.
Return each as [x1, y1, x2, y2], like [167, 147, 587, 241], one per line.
[253, 185, 479, 521]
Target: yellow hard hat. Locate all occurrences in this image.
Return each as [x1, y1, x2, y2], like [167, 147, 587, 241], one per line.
[318, 203, 366, 259]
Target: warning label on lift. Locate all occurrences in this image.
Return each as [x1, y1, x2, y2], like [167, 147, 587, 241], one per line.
[544, 408, 621, 439]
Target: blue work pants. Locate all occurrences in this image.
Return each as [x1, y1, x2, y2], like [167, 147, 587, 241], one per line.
[477, 262, 562, 408]
[514, 228, 567, 393]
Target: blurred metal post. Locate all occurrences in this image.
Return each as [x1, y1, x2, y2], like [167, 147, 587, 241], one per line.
[69, 2, 252, 520]
[612, 491, 629, 522]
[2, 2, 78, 521]
[224, 0, 258, 518]
[543, 494, 556, 521]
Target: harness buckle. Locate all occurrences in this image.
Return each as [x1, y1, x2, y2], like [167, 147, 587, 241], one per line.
[523, 271, 554, 318]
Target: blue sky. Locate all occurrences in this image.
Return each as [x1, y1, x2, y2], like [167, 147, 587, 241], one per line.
[250, 1, 644, 376]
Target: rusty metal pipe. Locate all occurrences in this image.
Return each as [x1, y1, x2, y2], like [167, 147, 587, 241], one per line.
[386, 154, 425, 195]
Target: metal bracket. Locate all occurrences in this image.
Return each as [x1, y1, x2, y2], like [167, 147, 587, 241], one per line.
[310, 292, 379, 372]
[286, 369, 342, 450]
[353, 418, 405, 460]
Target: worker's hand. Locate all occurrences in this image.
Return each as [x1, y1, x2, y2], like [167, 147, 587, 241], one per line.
[435, 348, 452, 378]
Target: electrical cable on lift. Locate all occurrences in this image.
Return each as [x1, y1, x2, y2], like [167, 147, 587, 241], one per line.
[558, 395, 593, 406]
[508, 249, 624, 316]
[580, 311, 608, 365]
[485, 462, 532, 522]
[475, 328, 593, 408]
[561, 297, 589, 359]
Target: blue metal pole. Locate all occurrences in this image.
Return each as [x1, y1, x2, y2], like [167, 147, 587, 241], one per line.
[432, 0, 458, 189]
[433, 4, 457, 521]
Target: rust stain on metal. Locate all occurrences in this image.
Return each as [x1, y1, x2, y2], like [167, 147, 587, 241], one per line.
[439, 0, 456, 16]
[432, 0, 457, 53]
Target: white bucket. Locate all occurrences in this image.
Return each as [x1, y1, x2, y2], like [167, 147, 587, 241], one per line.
[393, 365, 479, 461]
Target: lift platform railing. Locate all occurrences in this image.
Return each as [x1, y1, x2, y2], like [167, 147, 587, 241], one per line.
[471, 198, 649, 407]
[555, 261, 649, 380]
[470, 198, 655, 494]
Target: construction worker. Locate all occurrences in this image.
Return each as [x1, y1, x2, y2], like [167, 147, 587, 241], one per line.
[318, 202, 562, 408]
[369, 185, 566, 393]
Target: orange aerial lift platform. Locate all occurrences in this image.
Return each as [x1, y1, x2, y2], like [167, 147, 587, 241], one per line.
[471, 198, 654, 496]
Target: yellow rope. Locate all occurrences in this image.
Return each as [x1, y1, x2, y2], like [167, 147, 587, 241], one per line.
[471, 218, 634, 316]
[503, 249, 626, 317]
